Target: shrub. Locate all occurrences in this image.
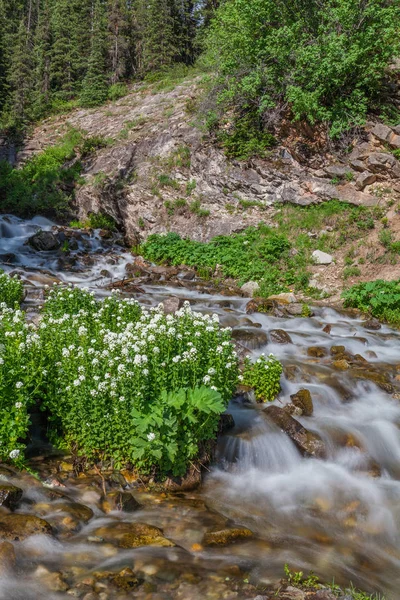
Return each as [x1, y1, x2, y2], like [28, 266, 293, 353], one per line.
[342, 279, 400, 326]
[37, 287, 239, 473]
[141, 226, 309, 296]
[205, 0, 400, 138]
[108, 83, 129, 102]
[0, 271, 24, 307]
[0, 129, 84, 215]
[242, 354, 283, 402]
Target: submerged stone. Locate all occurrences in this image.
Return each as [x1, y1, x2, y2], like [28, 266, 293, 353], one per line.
[269, 329, 293, 344]
[232, 327, 268, 349]
[307, 346, 327, 358]
[100, 492, 142, 514]
[0, 541, 16, 573]
[202, 527, 253, 547]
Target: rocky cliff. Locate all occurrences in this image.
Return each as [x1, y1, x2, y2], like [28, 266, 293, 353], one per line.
[16, 76, 400, 247]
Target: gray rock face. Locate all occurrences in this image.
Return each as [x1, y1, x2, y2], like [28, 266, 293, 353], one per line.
[371, 123, 400, 148]
[355, 171, 376, 190]
[312, 250, 333, 265]
[367, 152, 398, 174]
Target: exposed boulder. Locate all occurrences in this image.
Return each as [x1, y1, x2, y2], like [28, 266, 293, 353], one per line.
[366, 152, 399, 175]
[162, 296, 184, 314]
[267, 292, 297, 304]
[241, 281, 260, 297]
[312, 250, 333, 265]
[28, 230, 61, 252]
[232, 327, 268, 349]
[264, 405, 326, 458]
[371, 123, 400, 148]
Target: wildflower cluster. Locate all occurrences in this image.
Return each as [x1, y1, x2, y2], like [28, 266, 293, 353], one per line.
[0, 304, 40, 464]
[0, 271, 24, 307]
[242, 353, 283, 402]
[0, 284, 239, 474]
[38, 286, 238, 473]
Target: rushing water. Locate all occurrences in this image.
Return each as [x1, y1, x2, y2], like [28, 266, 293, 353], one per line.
[1, 215, 400, 599]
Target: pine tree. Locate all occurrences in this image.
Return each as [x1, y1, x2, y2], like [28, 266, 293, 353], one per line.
[9, 17, 35, 123]
[135, 0, 177, 74]
[0, 0, 7, 114]
[80, 0, 108, 107]
[107, 0, 130, 84]
[33, 0, 52, 117]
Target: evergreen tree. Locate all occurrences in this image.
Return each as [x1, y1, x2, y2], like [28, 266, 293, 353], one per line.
[9, 18, 35, 123]
[135, 0, 177, 74]
[33, 0, 52, 117]
[0, 0, 7, 114]
[80, 0, 109, 107]
[107, 0, 130, 84]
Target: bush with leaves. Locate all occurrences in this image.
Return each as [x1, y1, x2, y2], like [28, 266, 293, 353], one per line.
[342, 279, 400, 327]
[37, 286, 238, 474]
[242, 353, 283, 402]
[205, 0, 400, 138]
[0, 271, 24, 307]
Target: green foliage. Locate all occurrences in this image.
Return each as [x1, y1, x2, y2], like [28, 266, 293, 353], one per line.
[343, 266, 361, 280]
[217, 112, 276, 160]
[79, 135, 110, 158]
[342, 279, 400, 327]
[242, 354, 283, 402]
[0, 129, 83, 215]
[108, 83, 129, 101]
[0, 271, 24, 307]
[80, 1, 108, 108]
[158, 174, 180, 189]
[283, 564, 319, 588]
[141, 226, 309, 296]
[0, 285, 238, 474]
[205, 0, 400, 138]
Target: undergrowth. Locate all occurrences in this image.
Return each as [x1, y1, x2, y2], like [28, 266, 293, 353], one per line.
[342, 279, 400, 327]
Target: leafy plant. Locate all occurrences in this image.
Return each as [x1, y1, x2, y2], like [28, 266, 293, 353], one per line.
[108, 83, 129, 102]
[283, 564, 319, 588]
[0, 272, 24, 307]
[342, 279, 400, 326]
[242, 354, 283, 402]
[343, 266, 361, 280]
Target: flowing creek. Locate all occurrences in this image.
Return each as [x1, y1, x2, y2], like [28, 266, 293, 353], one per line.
[1, 215, 400, 599]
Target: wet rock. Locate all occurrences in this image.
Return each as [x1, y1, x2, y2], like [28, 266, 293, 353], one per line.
[0, 541, 16, 573]
[0, 484, 23, 510]
[219, 413, 235, 434]
[178, 270, 196, 281]
[322, 324, 332, 334]
[0, 513, 52, 541]
[245, 298, 274, 314]
[355, 171, 376, 190]
[312, 250, 333, 265]
[349, 368, 394, 393]
[333, 359, 350, 370]
[362, 319, 381, 330]
[286, 303, 306, 316]
[33, 566, 69, 592]
[241, 281, 260, 297]
[269, 329, 293, 344]
[276, 587, 305, 600]
[232, 327, 268, 349]
[307, 346, 327, 358]
[202, 527, 253, 547]
[264, 405, 326, 458]
[289, 389, 313, 416]
[308, 591, 338, 600]
[110, 568, 141, 591]
[162, 296, 183, 314]
[93, 522, 175, 549]
[28, 230, 61, 252]
[100, 491, 141, 514]
[0, 252, 17, 263]
[330, 345, 346, 355]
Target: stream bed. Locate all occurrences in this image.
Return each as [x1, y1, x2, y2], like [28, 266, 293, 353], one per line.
[1, 215, 400, 599]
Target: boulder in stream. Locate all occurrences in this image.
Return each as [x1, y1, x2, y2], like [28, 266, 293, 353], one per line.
[289, 389, 314, 416]
[100, 491, 142, 514]
[269, 329, 293, 344]
[264, 405, 326, 458]
[28, 230, 61, 252]
[0, 484, 23, 510]
[0, 514, 52, 541]
[232, 327, 268, 349]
